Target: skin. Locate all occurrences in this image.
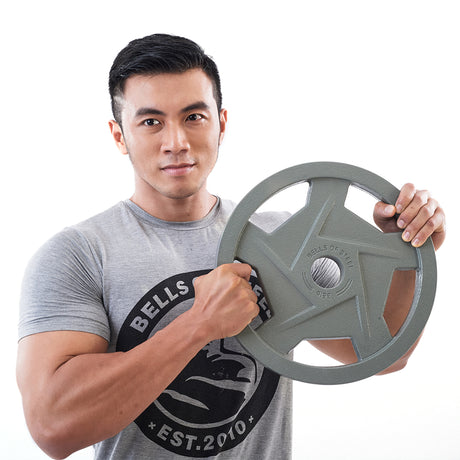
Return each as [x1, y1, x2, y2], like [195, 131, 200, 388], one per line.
[16, 69, 446, 459]
[109, 70, 227, 222]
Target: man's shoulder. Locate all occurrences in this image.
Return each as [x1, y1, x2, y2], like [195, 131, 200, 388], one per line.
[72, 201, 128, 231]
[36, 201, 128, 257]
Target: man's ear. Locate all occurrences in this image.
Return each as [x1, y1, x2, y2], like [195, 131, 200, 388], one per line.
[108, 120, 128, 155]
[218, 108, 228, 146]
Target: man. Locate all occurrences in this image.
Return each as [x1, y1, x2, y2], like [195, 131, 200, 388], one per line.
[17, 34, 446, 459]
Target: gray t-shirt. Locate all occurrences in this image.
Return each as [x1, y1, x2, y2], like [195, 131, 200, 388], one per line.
[19, 198, 292, 460]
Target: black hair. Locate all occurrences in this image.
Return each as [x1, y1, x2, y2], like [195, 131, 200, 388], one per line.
[109, 33, 222, 124]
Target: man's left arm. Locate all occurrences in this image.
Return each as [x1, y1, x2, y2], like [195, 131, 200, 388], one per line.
[311, 183, 446, 373]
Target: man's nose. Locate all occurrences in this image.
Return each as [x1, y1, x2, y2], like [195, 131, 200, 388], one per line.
[160, 123, 190, 154]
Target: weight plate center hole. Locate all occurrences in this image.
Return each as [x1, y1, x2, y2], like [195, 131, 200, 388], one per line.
[311, 257, 342, 289]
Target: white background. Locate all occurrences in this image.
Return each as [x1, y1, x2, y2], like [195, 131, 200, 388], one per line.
[1, 1, 458, 459]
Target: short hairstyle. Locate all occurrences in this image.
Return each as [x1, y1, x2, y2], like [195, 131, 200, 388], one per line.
[109, 33, 222, 125]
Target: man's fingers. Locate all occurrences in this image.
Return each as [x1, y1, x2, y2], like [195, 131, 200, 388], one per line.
[392, 184, 446, 249]
[373, 201, 398, 233]
[405, 206, 445, 248]
[374, 183, 445, 251]
[396, 189, 430, 229]
[400, 197, 437, 235]
[223, 262, 253, 282]
[374, 201, 396, 219]
[395, 183, 417, 214]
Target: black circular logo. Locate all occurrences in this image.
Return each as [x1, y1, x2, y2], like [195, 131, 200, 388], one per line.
[116, 270, 280, 457]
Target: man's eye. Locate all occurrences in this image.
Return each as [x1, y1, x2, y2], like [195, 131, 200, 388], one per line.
[143, 118, 160, 126]
[187, 113, 203, 122]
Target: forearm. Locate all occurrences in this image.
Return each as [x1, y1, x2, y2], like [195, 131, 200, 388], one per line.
[26, 310, 209, 458]
[382, 269, 416, 336]
[377, 269, 420, 373]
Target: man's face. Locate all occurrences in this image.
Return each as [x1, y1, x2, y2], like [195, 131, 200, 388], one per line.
[110, 69, 227, 206]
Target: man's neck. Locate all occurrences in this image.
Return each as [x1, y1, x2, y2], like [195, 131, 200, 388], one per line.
[130, 190, 218, 222]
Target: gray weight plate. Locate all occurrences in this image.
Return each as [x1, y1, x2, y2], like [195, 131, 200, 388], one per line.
[217, 162, 437, 385]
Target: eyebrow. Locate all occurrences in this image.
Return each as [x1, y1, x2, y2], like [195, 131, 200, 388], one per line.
[134, 101, 211, 118]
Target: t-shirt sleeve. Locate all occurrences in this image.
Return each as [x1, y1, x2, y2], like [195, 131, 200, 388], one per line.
[18, 228, 110, 342]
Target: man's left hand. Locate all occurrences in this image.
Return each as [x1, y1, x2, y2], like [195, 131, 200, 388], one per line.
[373, 183, 446, 251]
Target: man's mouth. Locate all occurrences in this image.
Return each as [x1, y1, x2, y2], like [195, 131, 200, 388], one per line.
[161, 163, 195, 176]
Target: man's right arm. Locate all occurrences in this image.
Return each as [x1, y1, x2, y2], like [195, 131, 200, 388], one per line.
[16, 263, 258, 460]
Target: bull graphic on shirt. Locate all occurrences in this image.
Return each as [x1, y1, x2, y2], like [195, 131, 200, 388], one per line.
[157, 339, 259, 424]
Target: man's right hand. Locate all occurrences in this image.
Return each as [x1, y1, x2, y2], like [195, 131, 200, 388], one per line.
[190, 263, 259, 341]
